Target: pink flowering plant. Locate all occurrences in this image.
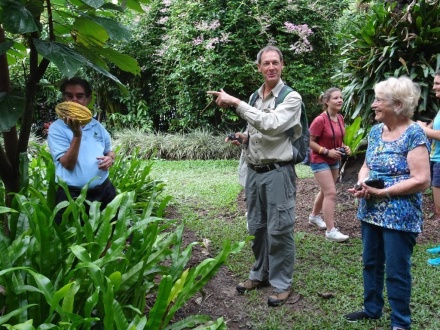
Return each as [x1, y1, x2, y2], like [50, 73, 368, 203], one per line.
[284, 22, 314, 54]
[108, 0, 351, 131]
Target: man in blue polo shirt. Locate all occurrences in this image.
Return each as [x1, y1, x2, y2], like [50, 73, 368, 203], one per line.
[48, 77, 117, 224]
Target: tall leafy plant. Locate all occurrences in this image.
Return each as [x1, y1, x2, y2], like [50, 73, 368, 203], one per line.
[109, 0, 351, 132]
[336, 0, 440, 128]
[0, 0, 143, 235]
[0, 145, 241, 328]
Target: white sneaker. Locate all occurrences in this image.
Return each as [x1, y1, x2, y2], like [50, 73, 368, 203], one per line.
[308, 214, 326, 229]
[325, 228, 349, 242]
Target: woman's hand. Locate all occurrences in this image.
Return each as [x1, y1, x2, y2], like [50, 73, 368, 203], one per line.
[348, 182, 367, 198]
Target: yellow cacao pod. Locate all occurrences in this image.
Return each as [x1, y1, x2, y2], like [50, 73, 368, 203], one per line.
[55, 101, 92, 125]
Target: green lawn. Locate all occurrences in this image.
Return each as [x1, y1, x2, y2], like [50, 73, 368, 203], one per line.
[150, 160, 440, 330]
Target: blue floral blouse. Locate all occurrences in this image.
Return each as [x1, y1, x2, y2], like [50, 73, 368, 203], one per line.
[357, 122, 430, 233]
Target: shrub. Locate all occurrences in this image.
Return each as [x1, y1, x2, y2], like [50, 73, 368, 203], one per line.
[0, 145, 242, 328]
[336, 0, 440, 128]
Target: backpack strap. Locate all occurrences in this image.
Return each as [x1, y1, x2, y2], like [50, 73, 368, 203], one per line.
[275, 85, 294, 108]
[249, 91, 259, 107]
[249, 84, 293, 108]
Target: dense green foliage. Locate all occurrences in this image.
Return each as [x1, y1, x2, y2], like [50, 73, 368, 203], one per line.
[0, 0, 148, 207]
[336, 0, 440, 128]
[0, 145, 241, 328]
[95, 0, 351, 131]
[113, 128, 242, 160]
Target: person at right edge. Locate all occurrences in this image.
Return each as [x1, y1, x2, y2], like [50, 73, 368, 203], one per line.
[308, 87, 350, 242]
[207, 45, 302, 307]
[344, 76, 430, 330]
[417, 70, 440, 267]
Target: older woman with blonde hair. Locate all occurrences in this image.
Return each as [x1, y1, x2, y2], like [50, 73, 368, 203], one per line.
[344, 76, 430, 330]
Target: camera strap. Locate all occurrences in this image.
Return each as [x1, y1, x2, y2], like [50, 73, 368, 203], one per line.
[326, 111, 344, 148]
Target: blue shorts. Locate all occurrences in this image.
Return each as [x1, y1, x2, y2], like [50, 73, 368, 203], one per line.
[310, 161, 340, 174]
[431, 161, 440, 187]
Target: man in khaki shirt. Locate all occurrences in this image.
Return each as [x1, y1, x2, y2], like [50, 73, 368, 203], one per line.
[207, 45, 302, 306]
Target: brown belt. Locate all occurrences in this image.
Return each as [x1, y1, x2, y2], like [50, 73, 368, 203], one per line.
[248, 161, 291, 173]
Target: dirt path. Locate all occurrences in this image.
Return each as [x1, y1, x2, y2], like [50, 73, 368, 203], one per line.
[171, 157, 440, 329]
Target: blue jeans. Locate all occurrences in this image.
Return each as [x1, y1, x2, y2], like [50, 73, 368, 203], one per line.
[361, 221, 417, 329]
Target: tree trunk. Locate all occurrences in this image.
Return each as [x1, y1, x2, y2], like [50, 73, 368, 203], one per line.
[0, 25, 17, 235]
[0, 29, 49, 236]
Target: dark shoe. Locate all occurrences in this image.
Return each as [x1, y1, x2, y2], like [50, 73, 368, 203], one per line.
[236, 279, 269, 293]
[267, 289, 291, 307]
[344, 310, 380, 322]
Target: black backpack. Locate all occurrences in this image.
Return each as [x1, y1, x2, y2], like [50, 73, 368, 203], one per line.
[249, 85, 309, 164]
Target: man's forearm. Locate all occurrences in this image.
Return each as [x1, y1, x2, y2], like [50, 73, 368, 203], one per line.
[59, 136, 81, 170]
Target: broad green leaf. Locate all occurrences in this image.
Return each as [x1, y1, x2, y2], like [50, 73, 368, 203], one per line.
[33, 40, 85, 78]
[50, 0, 68, 5]
[94, 47, 140, 75]
[164, 315, 213, 330]
[112, 299, 129, 330]
[168, 269, 189, 304]
[0, 92, 25, 132]
[84, 289, 100, 317]
[73, 17, 109, 47]
[0, 40, 13, 56]
[50, 282, 76, 314]
[0, 267, 55, 306]
[125, 0, 144, 13]
[146, 275, 173, 329]
[89, 16, 131, 41]
[0, 309, 37, 326]
[61, 282, 80, 315]
[84, 59, 127, 92]
[70, 245, 92, 263]
[101, 3, 125, 12]
[74, 44, 109, 71]
[80, 0, 105, 9]
[1, 0, 39, 33]
[103, 278, 115, 329]
[9, 232, 30, 264]
[108, 271, 122, 291]
[127, 315, 147, 330]
[0, 235, 12, 269]
[0, 206, 17, 214]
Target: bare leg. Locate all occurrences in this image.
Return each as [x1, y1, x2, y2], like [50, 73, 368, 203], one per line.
[433, 186, 440, 216]
[312, 168, 340, 230]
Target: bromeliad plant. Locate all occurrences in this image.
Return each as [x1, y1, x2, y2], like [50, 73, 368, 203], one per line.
[337, 0, 440, 128]
[343, 117, 368, 157]
[0, 145, 242, 329]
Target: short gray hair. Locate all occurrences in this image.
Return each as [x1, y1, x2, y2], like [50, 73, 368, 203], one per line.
[256, 45, 284, 64]
[374, 76, 420, 118]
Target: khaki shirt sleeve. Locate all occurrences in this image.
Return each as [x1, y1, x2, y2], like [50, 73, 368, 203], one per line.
[236, 91, 302, 138]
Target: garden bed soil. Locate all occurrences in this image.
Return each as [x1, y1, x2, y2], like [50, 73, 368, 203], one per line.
[169, 155, 440, 329]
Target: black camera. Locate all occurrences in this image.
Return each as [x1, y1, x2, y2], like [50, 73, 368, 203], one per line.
[364, 178, 385, 189]
[337, 147, 346, 156]
[227, 133, 243, 144]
